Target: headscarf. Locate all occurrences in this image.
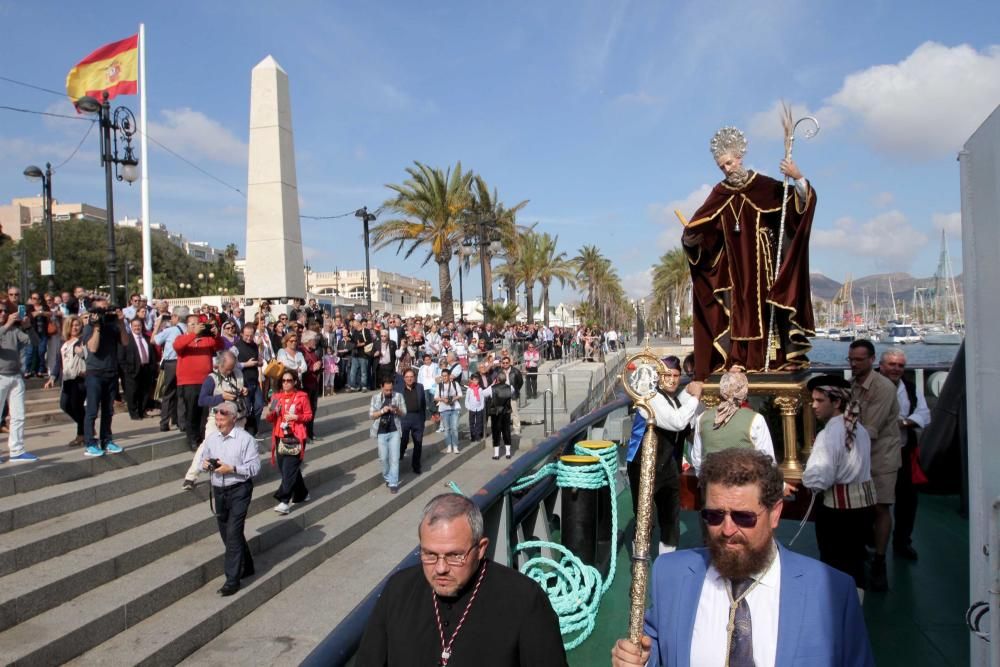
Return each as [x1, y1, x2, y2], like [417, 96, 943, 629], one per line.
[824, 385, 861, 450]
[713, 365, 749, 429]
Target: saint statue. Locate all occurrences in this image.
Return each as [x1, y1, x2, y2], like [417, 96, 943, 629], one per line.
[682, 126, 816, 380]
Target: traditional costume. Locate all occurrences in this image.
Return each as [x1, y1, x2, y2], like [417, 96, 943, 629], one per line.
[690, 367, 774, 473]
[802, 376, 876, 589]
[685, 127, 817, 379]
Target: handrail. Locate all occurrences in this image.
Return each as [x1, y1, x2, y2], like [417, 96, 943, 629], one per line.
[542, 388, 554, 436]
[301, 392, 631, 667]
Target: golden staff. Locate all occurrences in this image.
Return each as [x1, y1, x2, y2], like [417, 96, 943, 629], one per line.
[621, 346, 668, 645]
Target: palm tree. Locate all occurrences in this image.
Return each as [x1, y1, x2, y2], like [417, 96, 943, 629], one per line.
[480, 301, 519, 327]
[467, 176, 528, 306]
[495, 230, 543, 323]
[535, 233, 576, 327]
[574, 245, 606, 310]
[651, 248, 690, 338]
[374, 161, 473, 321]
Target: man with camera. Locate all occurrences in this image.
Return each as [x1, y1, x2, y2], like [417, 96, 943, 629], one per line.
[198, 400, 260, 596]
[80, 296, 129, 457]
[174, 314, 227, 451]
[0, 303, 37, 462]
[370, 378, 407, 493]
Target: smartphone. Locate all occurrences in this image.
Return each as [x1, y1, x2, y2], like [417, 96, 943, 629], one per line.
[17, 305, 26, 319]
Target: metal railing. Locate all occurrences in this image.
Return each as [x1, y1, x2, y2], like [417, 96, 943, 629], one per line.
[541, 388, 554, 436]
[301, 391, 630, 667]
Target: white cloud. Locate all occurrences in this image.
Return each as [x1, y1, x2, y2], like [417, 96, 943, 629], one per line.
[647, 184, 712, 250]
[147, 107, 247, 165]
[622, 268, 653, 299]
[812, 210, 928, 270]
[873, 191, 894, 208]
[747, 100, 842, 142]
[827, 42, 1000, 159]
[932, 211, 961, 238]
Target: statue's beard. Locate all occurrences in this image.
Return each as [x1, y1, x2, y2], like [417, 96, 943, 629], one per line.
[725, 167, 749, 187]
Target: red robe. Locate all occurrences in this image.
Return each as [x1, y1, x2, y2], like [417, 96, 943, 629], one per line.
[685, 171, 816, 379]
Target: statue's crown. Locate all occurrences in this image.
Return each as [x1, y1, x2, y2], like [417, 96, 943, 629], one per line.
[710, 126, 748, 160]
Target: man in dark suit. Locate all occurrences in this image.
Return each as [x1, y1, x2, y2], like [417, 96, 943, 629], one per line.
[612, 448, 874, 667]
[397, 368, 428, 474]
[374, 329, 398, 387]
[119, 317, 157, 420]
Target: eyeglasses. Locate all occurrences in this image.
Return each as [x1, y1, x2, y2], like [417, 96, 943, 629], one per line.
[700, 507, 767, 528]
[213, 409, 233, 416]
[282, 378, 295, 383]
[419, 544, 475, 566]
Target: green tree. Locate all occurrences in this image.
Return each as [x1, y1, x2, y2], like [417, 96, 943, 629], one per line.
[534, 233, 576, 327]
[466, 176, 528, 306]
[375, 161, 474, 321]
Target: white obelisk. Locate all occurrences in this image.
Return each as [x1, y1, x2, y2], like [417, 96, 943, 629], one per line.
[244, 55, 305, 301]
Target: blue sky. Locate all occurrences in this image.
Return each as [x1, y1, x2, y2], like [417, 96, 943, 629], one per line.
[1, 1, 998, 303]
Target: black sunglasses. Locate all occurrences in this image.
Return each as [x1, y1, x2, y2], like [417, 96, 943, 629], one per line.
[701, 508, 766, 528]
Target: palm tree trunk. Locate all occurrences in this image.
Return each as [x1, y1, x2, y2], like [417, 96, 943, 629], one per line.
[483, 252, 494, 305]
[525, 281, 535, 324]
[505, 276, 516, 304]
[667, 291, 675, 339]
[541, 280, 550, 327]
[438, 257, 455, 322]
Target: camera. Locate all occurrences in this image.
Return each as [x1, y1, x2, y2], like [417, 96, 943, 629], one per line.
[206, 457, 221, 471]
[88, 306, 118, 325]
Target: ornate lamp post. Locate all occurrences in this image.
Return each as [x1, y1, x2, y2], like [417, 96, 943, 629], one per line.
[23, 163, 54, 294]
[354, 206, 378, 314]
[76, 93, 139, 307]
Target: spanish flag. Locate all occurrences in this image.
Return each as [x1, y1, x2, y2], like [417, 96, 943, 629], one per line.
[66, 34, 139, 105]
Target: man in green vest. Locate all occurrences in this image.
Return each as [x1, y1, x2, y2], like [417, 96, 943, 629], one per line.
[690, 365, 775, 474]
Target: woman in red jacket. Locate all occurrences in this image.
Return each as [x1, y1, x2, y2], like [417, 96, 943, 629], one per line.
[264, 369, 313, 515]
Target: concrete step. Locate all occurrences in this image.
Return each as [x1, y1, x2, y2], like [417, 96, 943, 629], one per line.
[0, 405, 374, 533]
[1, 432, 477, 666]
[1, 390, 373, 499]
[0, 418, 379, 635]
[70, 440, 482, 667]
[0, 409, 380, 577]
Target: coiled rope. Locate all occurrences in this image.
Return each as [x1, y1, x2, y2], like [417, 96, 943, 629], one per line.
[510, 442, 619, 650]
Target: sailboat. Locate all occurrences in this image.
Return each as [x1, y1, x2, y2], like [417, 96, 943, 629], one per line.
[922, 231, 964, 345]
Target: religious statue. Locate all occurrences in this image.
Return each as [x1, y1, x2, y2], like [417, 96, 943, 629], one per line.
[680, 118, 818, 380]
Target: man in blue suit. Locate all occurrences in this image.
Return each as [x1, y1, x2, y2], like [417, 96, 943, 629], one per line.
[612, 448, 874, 667]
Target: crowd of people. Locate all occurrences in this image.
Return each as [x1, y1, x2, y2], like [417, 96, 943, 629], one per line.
[1, 287, 625, 478]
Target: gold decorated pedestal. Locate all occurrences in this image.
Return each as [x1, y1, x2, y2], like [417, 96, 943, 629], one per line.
[700, 370, 816, 481]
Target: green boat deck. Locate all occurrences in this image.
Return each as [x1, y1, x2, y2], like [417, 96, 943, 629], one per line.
[568, 492, 970, 666]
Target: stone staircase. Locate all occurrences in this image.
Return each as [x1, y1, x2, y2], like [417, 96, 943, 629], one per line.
[0, 390, 479, 666]
[18, 378, 70, 431]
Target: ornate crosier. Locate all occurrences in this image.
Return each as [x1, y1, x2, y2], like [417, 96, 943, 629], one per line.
[763, 103, 820, 370]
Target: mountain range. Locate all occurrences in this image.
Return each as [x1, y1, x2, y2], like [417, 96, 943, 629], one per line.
[810, 271, 963, 309]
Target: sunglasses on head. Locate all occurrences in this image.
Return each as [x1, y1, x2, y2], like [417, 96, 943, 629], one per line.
[700, 507, 766, 528]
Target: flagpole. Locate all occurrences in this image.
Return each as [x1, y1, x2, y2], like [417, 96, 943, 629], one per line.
[139, 23, 153, 300]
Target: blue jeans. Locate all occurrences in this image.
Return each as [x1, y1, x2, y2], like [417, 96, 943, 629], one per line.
[377, 430, 401, 488]
[20, 342, 34, 375]
[349, 356, 369, 390]
[84, 373, 116, 447]
[440, 410, 460, 449]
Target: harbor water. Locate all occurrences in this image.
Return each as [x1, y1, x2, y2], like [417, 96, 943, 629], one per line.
[807, 337, 959, 367]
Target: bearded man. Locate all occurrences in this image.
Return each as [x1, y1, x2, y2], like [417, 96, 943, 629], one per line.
[682, 127, 817, 380]
[611, 448, 874, 667]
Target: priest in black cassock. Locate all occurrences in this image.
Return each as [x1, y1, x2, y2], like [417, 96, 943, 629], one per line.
[356, 493, 567, 667]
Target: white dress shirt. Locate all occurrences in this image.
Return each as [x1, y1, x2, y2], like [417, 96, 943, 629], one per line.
[417, 362, 439, 389]
[690, 411, 775, 474]
[637, 389, 699, 431]
[802, 414, 872, 491]
[895, 380, 930, 429]
[690, 544, 782, 667]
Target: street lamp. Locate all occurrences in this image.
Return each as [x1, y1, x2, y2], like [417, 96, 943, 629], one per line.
[455, 246, 470, 322]
[354, 206, 378, 314]
[76, 92, 139, 308]
[23, 163, 54, 294]
[637, 298, 646, 342]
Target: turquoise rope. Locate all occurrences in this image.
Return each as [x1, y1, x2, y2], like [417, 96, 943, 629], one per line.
[511, 443, 618, 650]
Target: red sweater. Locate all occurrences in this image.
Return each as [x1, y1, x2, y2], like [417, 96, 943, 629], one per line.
[173, 332, 226, 386]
